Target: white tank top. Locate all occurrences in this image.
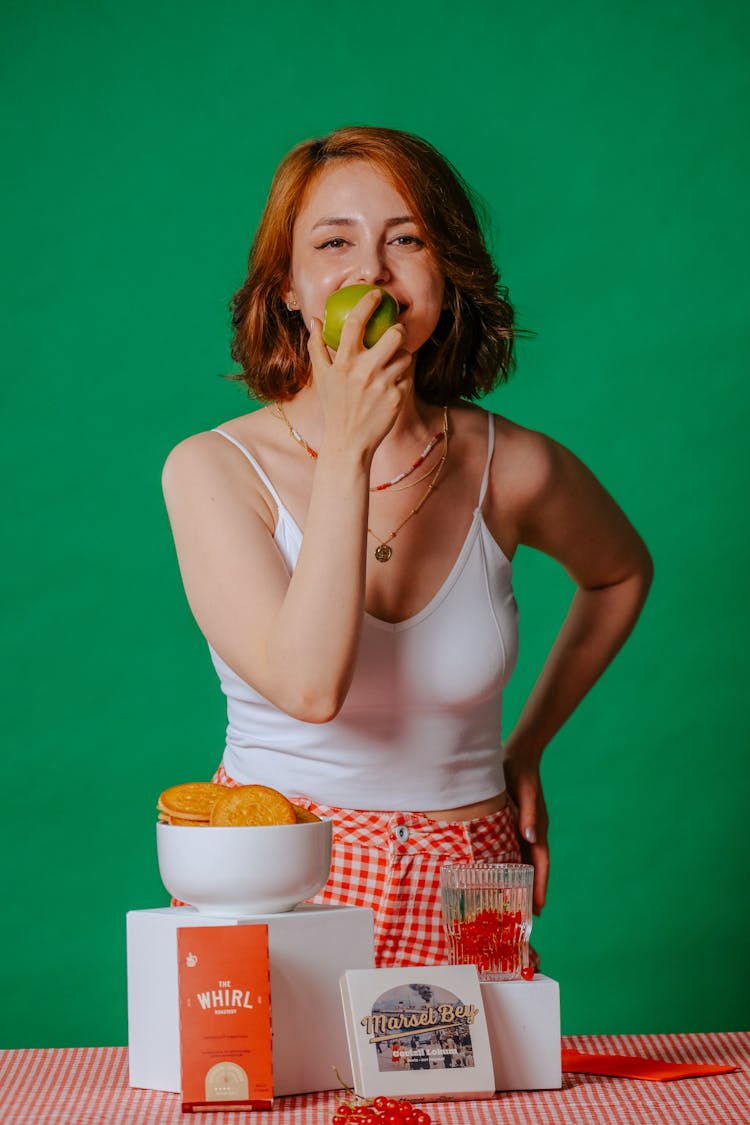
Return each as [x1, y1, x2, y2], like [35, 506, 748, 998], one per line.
[209, 413, 519, 810]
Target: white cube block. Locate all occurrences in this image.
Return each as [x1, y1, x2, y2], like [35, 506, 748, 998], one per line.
[481, 975, 561, 1090]
[127, 904, 374, 1096]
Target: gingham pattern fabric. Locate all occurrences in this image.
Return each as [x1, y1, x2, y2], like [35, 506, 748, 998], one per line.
[212, 762, 522, 968]
[2, 1033, 748, 1125]
[302, 802, 520, 968]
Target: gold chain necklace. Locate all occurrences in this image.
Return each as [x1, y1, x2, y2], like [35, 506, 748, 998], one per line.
[367, 420, 449, 561]
[274, 402, 447, 493]
[272, 402, 450, 562]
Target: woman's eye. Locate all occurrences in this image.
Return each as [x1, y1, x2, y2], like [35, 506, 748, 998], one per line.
[316, 238, 348, 250]
[392, 235, 424, 247]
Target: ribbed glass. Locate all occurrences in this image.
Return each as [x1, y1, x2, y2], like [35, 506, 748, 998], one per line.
[440, 863, 534, 981]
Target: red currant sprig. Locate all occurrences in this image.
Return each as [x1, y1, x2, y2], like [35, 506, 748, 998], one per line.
[332, 1097, 432, 1125]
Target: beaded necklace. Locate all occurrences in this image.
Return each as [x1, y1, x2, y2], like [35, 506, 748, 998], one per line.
[273, 403, 450, 562]
[274, 403, 447, 493]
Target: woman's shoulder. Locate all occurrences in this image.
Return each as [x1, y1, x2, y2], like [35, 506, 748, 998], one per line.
[454, 402, 560, 494]
[494, 411, 562, 493]
[163, 408, 272, 474]
[162, 408, 278, 524]
[455, 405, 575, 554]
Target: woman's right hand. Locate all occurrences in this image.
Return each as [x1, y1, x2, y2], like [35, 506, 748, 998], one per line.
[162, 292, 412, 726]
[307, 289, 414, 459]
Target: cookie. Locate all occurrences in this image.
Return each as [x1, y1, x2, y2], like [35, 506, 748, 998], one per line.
[157, 782, 227, 822]
[209, 784, 297, 826]
[292, 804, 322, 823]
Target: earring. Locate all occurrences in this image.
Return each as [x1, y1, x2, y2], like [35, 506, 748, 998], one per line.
[286, 295, 299, 312]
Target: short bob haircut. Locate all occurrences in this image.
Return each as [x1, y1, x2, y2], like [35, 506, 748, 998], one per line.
[230, 126, 519, 405]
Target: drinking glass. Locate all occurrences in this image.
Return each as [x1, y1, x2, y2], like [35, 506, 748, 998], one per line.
[440, 863, 534, 981]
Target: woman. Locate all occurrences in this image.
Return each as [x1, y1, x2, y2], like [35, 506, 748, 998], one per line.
[162, 126, 652, 967]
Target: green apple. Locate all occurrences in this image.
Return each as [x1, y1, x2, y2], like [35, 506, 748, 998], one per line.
[322, 284, 399, 350]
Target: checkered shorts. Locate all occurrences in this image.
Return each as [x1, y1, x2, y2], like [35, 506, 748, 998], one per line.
[212, 762, 526, 969]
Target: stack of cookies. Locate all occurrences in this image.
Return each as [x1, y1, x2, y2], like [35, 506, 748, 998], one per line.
[157, 782, 321, 826]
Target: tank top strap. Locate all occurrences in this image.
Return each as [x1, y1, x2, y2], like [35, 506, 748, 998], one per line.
[212, 427, 285, 510]
[476, 412, 496, 510]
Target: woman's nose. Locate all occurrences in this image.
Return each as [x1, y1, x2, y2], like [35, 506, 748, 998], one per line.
[355, 245, 390, 285]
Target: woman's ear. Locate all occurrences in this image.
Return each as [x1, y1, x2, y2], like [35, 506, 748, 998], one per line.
[281, 279, 299, 311]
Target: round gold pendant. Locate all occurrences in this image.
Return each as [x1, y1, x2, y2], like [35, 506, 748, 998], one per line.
[374, 543, 393, 563]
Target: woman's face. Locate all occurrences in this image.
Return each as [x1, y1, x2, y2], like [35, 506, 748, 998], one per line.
[284, 160, 445, 356]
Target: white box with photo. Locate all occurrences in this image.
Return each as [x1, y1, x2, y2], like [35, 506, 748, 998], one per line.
[339, 965, 495, 1101]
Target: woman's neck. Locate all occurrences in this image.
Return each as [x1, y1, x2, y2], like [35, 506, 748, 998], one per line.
[284, 384, 442, 451]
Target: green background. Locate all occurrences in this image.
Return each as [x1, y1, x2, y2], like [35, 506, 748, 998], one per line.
[3, 0, 748, 1048]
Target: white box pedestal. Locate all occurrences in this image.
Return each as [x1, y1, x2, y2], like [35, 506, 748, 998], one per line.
[481, 975, 562, 1090]
[127, 904, 375, 1096]
[128, 905, 560, 1096]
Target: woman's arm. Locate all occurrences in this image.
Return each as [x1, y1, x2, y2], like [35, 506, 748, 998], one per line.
[497, 428, 654, 912]
[162, 297, 412, 723]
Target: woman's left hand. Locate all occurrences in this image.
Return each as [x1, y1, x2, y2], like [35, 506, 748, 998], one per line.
[503, 751, 550, 915]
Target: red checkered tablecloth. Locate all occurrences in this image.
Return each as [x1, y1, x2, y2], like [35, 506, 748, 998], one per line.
[0, 1032, 747, 1125]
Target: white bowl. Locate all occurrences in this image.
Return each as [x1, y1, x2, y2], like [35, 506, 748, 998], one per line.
[156, 818, 333, 916]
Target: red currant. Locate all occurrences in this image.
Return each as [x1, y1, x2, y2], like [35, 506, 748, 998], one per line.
[521, 966, 535, 981]
[373, 1098, 388, 1111]
[336, 1108, 353, 1117]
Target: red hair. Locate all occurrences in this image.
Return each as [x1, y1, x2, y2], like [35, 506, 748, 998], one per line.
[230, 126, 521, 403]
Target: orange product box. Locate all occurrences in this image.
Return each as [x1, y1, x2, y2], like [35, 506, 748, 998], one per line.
[177, 924, 274, 1113]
